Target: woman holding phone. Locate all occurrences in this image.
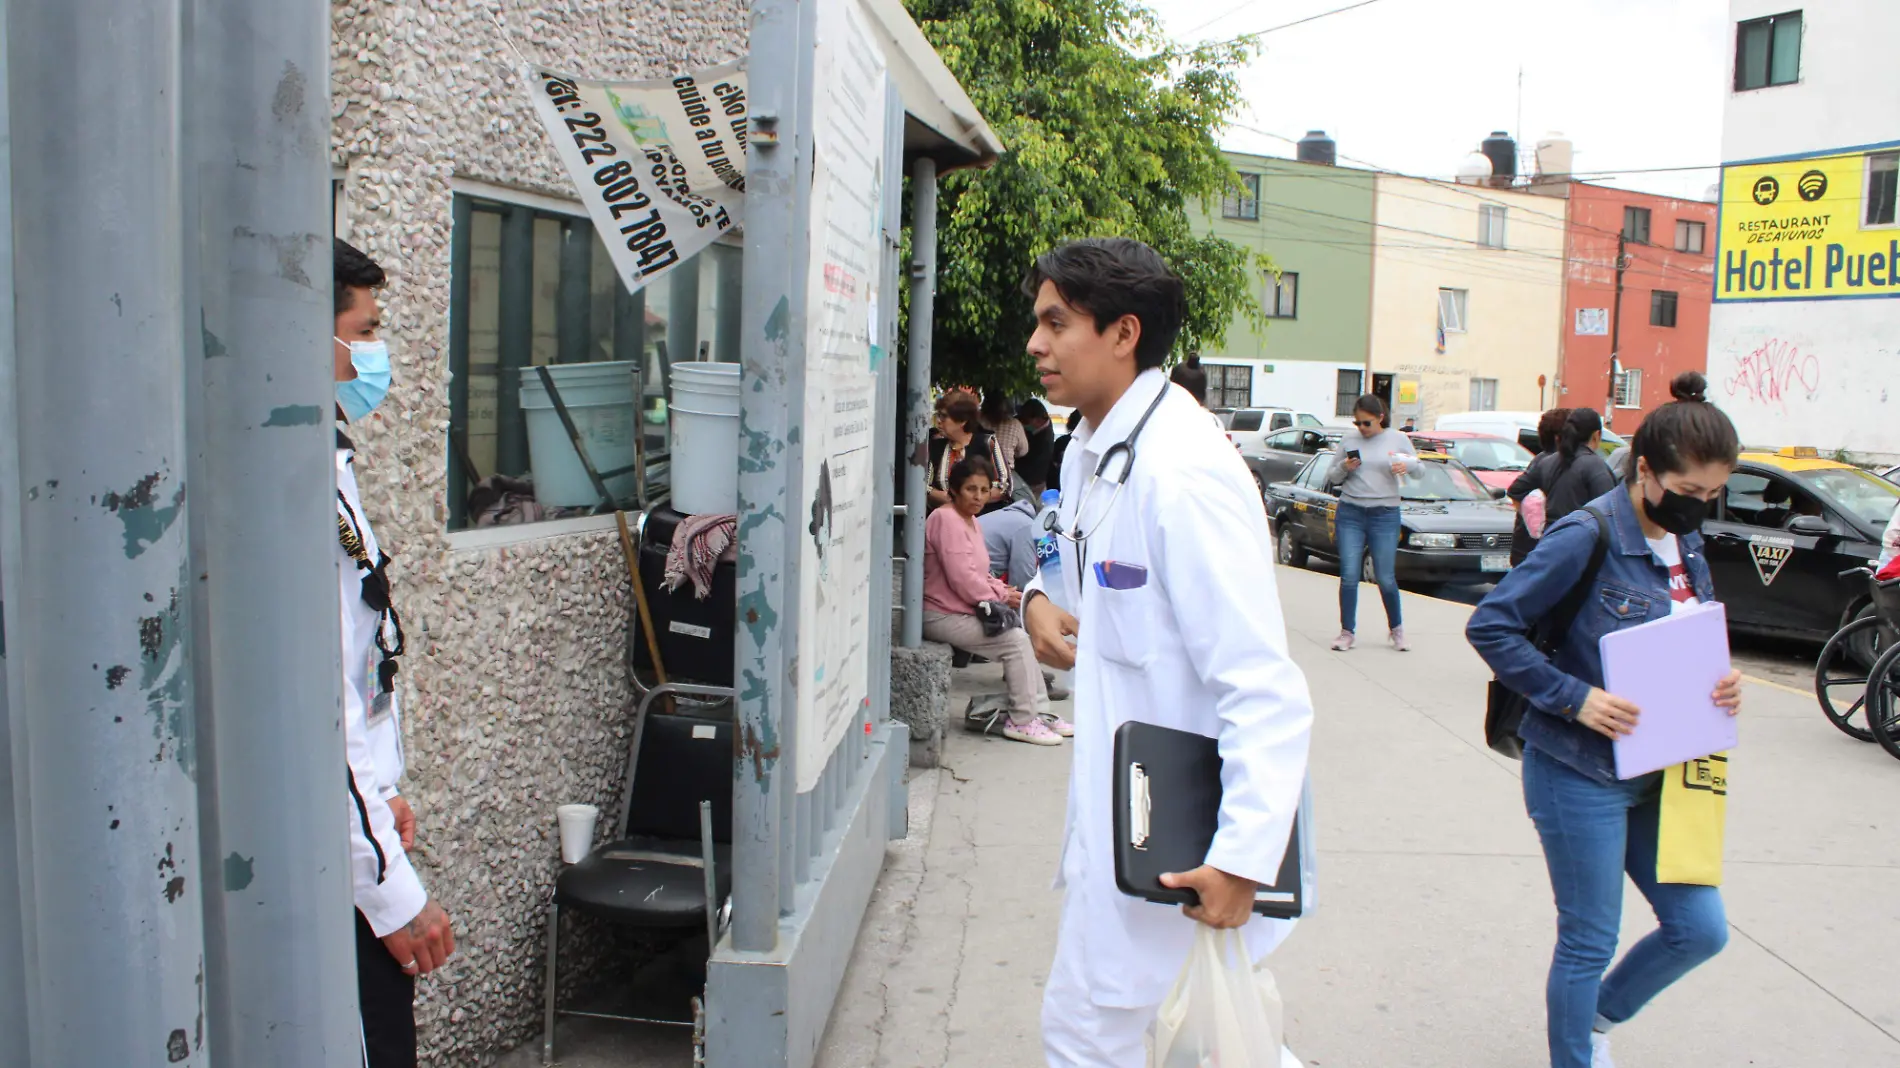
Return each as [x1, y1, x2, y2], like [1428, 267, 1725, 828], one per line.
[1466, 373, 1746, 1068]
[1322, 394, 1415, 651]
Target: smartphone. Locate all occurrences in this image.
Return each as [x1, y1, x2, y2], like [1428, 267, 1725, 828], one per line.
[1346, 449, 1361, 461]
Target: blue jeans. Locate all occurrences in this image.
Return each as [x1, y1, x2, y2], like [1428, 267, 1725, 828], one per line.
[1334, 500, 1401, 632]
[1522, 745, 1729, 1068]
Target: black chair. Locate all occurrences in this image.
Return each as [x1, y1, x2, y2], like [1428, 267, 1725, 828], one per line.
[541, 696, 736, 1064]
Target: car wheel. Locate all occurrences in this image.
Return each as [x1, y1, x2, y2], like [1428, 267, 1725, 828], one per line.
[1278, 525, 1309, 568]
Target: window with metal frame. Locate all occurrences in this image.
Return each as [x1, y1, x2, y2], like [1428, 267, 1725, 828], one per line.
[1650, 290, 1679, 328]
[1204, 363, 1253, 408]
[1623, 206, 1652, 245]
[1438, 288, 1468, 333]
[1866, 153, 1898, 228]
[1675, 219, 1706, 254]
[1478, 204, 1507, 249]
[1468, 377, 1498, 412]
[1265, 270, 1298, 318]
[1334, 369, 1363, 417]
[1222, 173, 1261, 220]
[1614, 368, 1644, 408]
[446, 192, 738, 529]
[1735, 11, 1802, 91]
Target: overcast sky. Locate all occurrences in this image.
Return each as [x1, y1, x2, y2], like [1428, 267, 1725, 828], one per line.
[1152, 0, 1732, 202]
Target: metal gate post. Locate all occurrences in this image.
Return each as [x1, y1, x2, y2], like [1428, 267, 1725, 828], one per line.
[900, 157, 937, 648]
[186, 0, 361, 1061]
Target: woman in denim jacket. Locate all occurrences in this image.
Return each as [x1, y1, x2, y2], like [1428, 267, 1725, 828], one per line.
[1467, 373, 1746, 1068]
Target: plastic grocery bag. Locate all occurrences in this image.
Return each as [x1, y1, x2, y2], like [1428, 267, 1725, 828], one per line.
[1522, 489, 1549, 539]
[1151, 926, 1284, 1068]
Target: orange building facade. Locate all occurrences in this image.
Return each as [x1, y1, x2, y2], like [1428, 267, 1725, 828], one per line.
[1556, 183, 1717, 435]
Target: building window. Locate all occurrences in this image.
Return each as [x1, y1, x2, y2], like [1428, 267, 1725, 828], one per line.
[1735, 11, 1802, 91]
[1334, 369, 1364, 418]
[1468, 378, 1499, 412]
[447, 192, 738, 530]
[1650, 289, 1679, 328]
[1866, 153, 1898, 228]
[1674, 219, 1706, 254]
[1622, 206, 1652, 245]
[1437, 287, 1468, 333]
[1222, 173, 1261, 220]
[1478, 204, 1508, 249]
[1205, 363, 1253, 408]
[1614, 368, 1644, 409]
[1265, 270, 1298, 318]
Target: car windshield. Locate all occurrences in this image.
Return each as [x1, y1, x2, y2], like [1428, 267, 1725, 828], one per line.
[1400, 459, 1495, 502]
[1796, 467, 1900, 527]
[1298, 414, 1323, 428]
[1452, 438, 1533, 472]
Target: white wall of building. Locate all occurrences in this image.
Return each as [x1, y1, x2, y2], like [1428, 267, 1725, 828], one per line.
[1712, 0, 1900, 462]
[1251, 359, 1363, 422]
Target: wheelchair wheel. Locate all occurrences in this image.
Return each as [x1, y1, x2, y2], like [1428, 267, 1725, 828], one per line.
[1815, 614, 1884, 742]
[1866, 643, 1900, 761]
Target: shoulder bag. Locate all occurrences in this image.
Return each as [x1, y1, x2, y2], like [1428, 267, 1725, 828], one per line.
[1484, 506, 1611, 758]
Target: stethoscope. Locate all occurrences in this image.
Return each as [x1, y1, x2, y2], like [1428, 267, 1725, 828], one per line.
[1041, 382, 1171, 591]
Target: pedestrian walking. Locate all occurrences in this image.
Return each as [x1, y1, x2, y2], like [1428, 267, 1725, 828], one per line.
[1018, 238, 1312, 1067]
[1466, 371, 1744, 1068]
[923, 455, 1063, 745]
[1514, 408, 1618, 535]
[333, 239, 456, 1068]
[1322, 394, 1414, 651]
[1509, 408, 1571, 567]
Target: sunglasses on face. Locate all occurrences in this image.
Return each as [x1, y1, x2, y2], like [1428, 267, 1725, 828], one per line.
[1354, 419, 1378, 428]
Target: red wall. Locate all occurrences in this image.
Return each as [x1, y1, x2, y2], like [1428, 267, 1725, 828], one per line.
[1557, 183, 1717, 436]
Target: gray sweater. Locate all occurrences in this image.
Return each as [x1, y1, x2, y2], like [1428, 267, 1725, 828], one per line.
[1324, 428, 1415, 508]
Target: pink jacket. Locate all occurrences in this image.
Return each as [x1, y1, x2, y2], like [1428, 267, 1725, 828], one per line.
[924, 505, 1011, 616]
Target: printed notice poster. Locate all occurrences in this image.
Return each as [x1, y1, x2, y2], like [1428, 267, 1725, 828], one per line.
[796, 0, 887, 792]
[528, 61, 748, 294]
[1576, 308, 1609, 336]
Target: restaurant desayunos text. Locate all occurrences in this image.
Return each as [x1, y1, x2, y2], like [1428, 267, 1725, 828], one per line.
[1717, 144, 1900, 302]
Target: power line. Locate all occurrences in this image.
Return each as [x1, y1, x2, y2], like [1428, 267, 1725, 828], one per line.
[1194, 0, 1394, 44]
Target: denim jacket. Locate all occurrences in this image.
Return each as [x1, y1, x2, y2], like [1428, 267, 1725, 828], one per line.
[1466, 485, 1717, 784]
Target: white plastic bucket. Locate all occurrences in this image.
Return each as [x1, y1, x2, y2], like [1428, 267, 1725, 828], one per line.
[669, 362, 741, 516]
[518, 362, 638, 508]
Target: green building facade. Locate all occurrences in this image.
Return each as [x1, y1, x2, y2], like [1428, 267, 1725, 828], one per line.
[1195, 151, 1375, 420]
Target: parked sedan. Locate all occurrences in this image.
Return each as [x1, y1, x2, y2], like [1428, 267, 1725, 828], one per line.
[1241, 427, 1346, 494]
[1406, 430, 1532, 492]
[1266, 451, 1517, 586]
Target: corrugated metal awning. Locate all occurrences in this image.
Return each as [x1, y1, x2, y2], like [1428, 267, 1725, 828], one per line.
[860, 0, 1003, 170]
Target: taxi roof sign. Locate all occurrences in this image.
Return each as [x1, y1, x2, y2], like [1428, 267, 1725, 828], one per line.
[1778, 446, 1820, 459]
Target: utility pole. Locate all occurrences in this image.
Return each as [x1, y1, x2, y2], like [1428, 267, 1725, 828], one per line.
[1605, 233, 1627, 431]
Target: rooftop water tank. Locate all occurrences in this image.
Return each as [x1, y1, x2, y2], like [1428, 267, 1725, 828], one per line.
[1455, 152, 1493, 186]
[1534, 134, 1574, 180]
[1296, 130, 1337, 166]
[1481, 130, 1517, 187]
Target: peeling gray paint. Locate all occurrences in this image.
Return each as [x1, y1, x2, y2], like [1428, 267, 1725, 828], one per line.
[262, 405, 323, 427]
[102, 472, 185, 560]
[223, 851, 255, 891]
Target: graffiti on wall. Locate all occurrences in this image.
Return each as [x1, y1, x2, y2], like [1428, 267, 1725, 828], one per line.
[1723, 339, 1822, 413]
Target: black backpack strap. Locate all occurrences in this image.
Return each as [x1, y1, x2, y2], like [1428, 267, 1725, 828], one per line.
[1537, 506, 1613, 652]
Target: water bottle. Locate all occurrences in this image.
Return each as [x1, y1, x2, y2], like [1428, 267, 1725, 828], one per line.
[1034, 489, 1062, 579]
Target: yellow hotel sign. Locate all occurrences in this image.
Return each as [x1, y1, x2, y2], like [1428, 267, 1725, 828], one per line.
[1716, 144, 1900, 302]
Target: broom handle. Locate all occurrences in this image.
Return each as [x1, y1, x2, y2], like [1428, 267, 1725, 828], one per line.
[617, 511, 674, 715]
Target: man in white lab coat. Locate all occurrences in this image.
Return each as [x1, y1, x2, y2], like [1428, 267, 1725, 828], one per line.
[1021, 239, 1314, 1067]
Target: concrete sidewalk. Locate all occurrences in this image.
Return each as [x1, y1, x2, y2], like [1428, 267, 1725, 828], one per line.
[816, 566, 1900, 1068]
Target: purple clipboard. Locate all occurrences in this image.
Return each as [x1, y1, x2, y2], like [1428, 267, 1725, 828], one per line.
[1601, 601, 1738, 779]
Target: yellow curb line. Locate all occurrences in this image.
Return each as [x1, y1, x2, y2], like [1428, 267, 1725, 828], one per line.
[1741, 673, 1813, 699]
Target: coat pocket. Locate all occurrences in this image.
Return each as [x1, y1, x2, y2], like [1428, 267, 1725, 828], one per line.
[1092, 585, 1157, 670]
[1596, 582, 1658, 629]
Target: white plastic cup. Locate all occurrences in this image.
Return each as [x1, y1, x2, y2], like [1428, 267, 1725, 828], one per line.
[557, 804, 600, 864]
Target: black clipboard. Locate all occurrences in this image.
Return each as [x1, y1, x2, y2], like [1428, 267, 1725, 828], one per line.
[1112, 720, 1309, 919]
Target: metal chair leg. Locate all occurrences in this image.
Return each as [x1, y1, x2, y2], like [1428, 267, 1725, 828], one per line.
[699, 799, 718, 955]
[542, 900, 560, 1065]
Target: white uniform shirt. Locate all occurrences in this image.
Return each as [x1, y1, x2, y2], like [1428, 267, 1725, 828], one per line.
[338, 443, 427, 936]
[1028, 370, 1315, 1008]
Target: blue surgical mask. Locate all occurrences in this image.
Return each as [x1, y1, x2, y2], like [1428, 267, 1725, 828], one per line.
[335, 338, 392, 422]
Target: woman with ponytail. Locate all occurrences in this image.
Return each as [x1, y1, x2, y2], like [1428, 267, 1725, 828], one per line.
[1515, 408, 1618, 536]
[1468, 372, 1745, 1068]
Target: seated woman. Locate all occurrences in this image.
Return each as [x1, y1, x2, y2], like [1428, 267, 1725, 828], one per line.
[922, 456, 1065, 746]
[928, 395, 1010, 513]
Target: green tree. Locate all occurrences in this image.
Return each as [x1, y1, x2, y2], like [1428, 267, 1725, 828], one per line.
[906, 0, 1265, 396]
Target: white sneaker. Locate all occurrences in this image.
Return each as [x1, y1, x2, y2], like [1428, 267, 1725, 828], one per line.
[1002, 717, 1064, 746]
[1590, 1031, 1617, 1068]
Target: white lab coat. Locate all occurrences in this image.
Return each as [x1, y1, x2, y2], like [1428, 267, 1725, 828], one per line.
[338, 442, 427, 936]
[1028, 369, 1314, 1011]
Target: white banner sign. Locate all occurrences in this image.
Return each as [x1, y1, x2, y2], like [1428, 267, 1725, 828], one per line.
[528, 62, 748, 293]
[796, 0, 887, 792]
[1575, 307, 1609, 336]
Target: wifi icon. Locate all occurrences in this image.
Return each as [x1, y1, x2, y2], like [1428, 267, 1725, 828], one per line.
[1798, 169, 1828, 202]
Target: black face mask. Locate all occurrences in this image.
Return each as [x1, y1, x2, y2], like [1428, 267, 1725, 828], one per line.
[1643, 482, 1709, 536]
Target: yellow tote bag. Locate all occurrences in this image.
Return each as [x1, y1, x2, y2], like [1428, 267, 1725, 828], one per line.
[1656, 754, 1728, 886]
